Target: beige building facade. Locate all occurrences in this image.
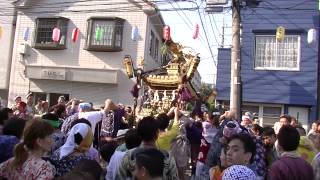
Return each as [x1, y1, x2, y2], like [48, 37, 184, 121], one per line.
[0, 0, 16, 106]
[8, 0, 167, 107]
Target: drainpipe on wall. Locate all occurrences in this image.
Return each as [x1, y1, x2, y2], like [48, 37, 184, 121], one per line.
[317, 19, 320, 120]
[316, 3, 320, 120]
[5, 8, 17, 106]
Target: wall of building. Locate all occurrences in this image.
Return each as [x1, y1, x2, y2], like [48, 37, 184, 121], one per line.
[9, 0, 161, 106]
[241, 0, 319, 106]
[216, 48, 231, 101]
[241, 0, 319, 120]
[216, 1, 319, 121]
[29, 79, 119, 106]
[0, 0, 16, 104]
[144, 15, 164, 71]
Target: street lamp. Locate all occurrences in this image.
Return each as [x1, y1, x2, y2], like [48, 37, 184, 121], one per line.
[123, 55, 140, 116]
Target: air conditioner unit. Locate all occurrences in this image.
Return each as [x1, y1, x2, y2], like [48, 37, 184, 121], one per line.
[19, 43, 29, 55]
[206, 0, 228, 5]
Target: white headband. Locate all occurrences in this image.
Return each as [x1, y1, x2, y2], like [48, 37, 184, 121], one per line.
[59, 123, 90, 159]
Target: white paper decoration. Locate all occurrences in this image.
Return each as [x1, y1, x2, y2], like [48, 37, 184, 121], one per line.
[308, 28, 317, 45]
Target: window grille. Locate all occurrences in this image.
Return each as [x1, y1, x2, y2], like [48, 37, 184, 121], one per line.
[255, 35, 300, 71]
[85, 17, 124, 52]
[34, 17, 69, 50]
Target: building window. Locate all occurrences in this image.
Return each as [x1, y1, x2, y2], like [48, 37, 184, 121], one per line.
[85, 17, 124, 52]
[49, 93, 69, 106]
[149, 31, 155, 56]
[255, 35, 300, 71]
[242, 105, 259, 117]
[34, 17, 69, 50]
[149, 31, 159, 61]
[33, 92, 47, 103]
[32, 92, 69, 107]
[161, 53, 171, 65]
[262, 106, 282, 127]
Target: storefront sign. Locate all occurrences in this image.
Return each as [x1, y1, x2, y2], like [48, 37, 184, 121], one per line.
[41, 69, 66, 80]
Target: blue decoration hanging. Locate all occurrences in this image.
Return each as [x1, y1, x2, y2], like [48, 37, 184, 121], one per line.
[23, 27, 30, 41]
[131, 26, 139, 41]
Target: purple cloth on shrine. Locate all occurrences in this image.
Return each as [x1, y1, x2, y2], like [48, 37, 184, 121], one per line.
[130, 84, 139, 98]
[180, 87, 192, 101]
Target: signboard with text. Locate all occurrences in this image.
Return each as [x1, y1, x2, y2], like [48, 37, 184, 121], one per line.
[41, 69, 66, 80]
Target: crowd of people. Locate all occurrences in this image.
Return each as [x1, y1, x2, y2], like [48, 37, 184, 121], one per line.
[0, 93, 320, 180]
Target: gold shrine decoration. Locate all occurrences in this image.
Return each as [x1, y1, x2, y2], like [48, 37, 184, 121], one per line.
[137, 56, 145, 69]
[145, 74, 179, 88]
[276, 26, 285, 42]
[124, 40, 200, 116]
[186, 56, 200, 80]
[123, 55, 134, 78]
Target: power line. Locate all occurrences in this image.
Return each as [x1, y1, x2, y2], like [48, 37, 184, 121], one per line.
[206, 12, 220, 47]
[168, 0, 207, 46]
[3, 0, 169, 10]
[0, 0, 206, 16]
[0, 0, 225, 68]
[169, 2, 205, 45]
[197, 8, 217, 67]
[198, 2, 224, 63]
[201, 9, 213, 43]
[170, 1, 194, 26]
[0, 6, 205, 16]
[209, 14, 221, 35]
[0, 0, 315, 15]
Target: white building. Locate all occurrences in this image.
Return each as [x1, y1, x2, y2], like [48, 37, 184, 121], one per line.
[9, 0, 165, 107]
[0, 0, 16, 106]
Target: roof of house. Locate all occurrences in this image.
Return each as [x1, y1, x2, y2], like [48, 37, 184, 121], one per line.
[13, 0, 154, 10]
[12, 0, 165, 24]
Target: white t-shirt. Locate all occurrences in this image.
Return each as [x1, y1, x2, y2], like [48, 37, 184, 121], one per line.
[26, 105, 34, 115]
[78, 111, 105, 135]
[106, 151, 126, 180]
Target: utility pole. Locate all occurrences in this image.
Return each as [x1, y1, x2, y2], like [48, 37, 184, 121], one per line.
[230, 0, 241, 119]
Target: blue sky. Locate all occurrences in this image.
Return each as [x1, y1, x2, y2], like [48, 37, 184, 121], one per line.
[157, 0, 232, 84]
